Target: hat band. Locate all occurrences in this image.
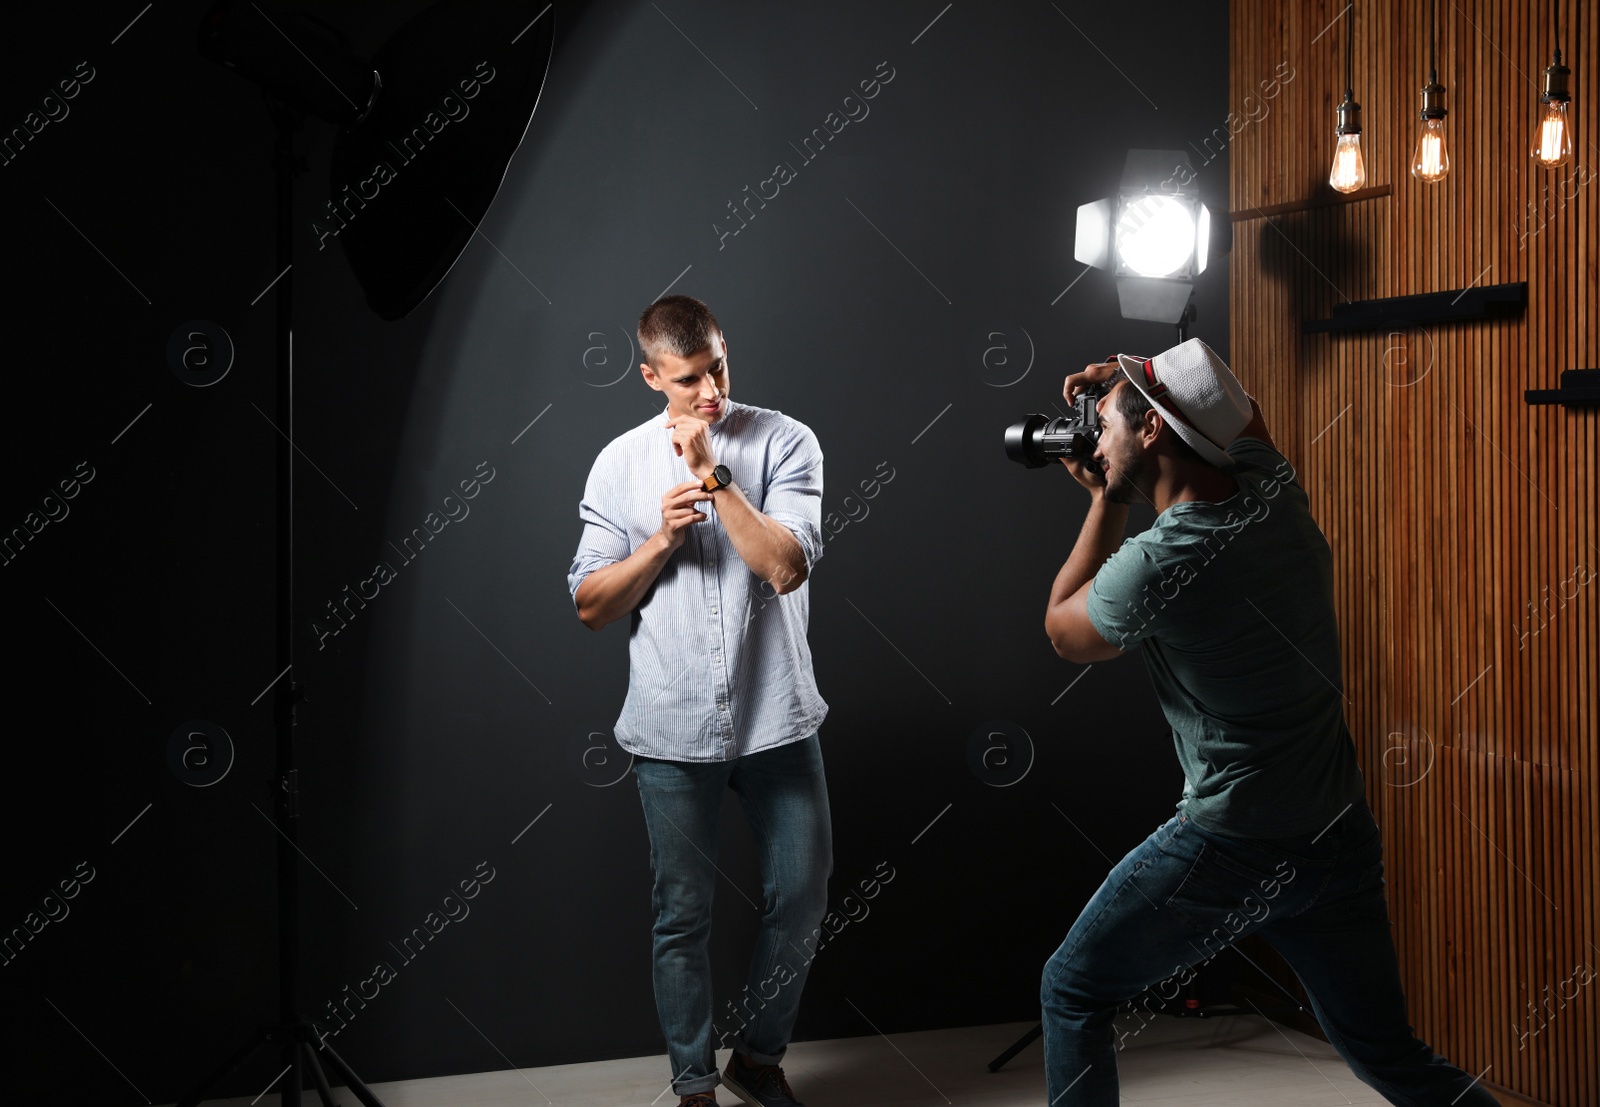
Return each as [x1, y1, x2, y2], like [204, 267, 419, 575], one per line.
[1130, 354, 1227, 456]
[1138, 357, 1171, 404]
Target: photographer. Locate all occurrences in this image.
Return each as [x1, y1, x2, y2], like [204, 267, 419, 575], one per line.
[1038, 339, 1497, 1106]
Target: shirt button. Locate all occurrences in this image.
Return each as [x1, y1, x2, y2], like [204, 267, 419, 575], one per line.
[710, 608, 718, 615]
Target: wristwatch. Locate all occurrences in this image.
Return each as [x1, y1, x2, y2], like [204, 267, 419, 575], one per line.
[701, 464, 732, 493]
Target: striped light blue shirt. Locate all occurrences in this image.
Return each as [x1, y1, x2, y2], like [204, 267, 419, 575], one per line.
[567, 399, 828, 762]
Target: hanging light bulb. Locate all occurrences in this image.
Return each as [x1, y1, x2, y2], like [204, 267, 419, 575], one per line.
[1411, 0, 1449, 183]
[1535, 97, 1573, 167]
[1533, 59, 1573, 168]
[1329, 3, 1366, 194]
[1532, 0, 1573, 169]
[1411, 79, 1449, 182]
[1412, 115, 1449, 181]
[1331, 97, 1366, 193]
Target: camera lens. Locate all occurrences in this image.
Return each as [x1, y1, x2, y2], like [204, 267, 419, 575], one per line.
[1004, 414, 1052, 467]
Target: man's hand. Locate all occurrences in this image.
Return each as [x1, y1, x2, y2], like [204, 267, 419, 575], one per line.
[665, 414, 717, 482]
[1060, 455, 1106, 497]
[1063, 358, 1120, 405]
[657, 480, 712, 550]
[1059, 359, 1121, 497]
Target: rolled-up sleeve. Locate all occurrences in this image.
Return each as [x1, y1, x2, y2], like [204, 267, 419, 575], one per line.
[759, 423, 825, 573]
[567, 453, 631, 608]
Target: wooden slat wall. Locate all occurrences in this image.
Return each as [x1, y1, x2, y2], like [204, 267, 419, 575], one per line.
[1229, 2, 1597, 1103]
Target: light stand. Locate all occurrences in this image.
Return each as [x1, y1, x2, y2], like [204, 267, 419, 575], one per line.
[1176, 300, 1196, 344]
[175, 1, 556, 1102]
[177, 94, 387, 1107]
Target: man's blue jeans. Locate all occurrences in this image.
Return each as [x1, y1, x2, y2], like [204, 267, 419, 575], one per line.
[633, 733, 832, 1096]
[1042, 801, 1499, 1106]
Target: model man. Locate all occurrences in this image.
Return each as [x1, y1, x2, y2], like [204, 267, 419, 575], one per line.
[568, 295, 831, 1107]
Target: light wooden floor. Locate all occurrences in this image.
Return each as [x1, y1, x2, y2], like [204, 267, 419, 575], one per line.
[162, 1014, 1405, 1106]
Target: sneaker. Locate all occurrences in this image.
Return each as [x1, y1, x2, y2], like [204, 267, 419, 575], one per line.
[722, 1052, 804, 1107]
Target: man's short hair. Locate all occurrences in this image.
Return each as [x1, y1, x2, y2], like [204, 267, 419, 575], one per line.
[638, 295, 721, 367]
[1113, 377, 1207, 466]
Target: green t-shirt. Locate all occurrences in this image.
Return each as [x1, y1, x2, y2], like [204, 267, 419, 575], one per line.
[1086, 437, 1366, 838]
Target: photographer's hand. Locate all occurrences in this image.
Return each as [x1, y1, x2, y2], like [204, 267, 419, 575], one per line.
[1060, 455, 1106, 496]
[1058, 358, 1121, 496]
[1043, 357, 1129, 662]
[1063, 358, 1120, 405]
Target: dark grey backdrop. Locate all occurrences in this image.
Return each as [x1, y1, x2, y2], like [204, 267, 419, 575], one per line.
[0, 1, 1229, 1100]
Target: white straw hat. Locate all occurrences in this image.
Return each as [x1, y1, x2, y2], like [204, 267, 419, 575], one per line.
[1116, 338, 1252, 469]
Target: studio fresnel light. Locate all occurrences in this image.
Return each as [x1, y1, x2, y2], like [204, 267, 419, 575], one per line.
[1074, 150, 1218, 333]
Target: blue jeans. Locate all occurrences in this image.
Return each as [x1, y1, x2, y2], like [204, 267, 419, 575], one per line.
[1041, 801, 1499, 1106]
[633, 733, 832, 1096]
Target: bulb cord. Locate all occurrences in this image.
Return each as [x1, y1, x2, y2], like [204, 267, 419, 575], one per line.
[1429, 0, 1437, 82]
[1344, 1, 1354, 99]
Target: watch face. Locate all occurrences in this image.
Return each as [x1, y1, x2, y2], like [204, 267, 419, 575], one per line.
[712, 464, 732, 488]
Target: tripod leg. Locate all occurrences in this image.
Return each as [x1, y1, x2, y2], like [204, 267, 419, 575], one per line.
[987, 1022, 1044, 1072]
[176, 1031, 273, 1107]
[315, 1039, 390, 1107]
[301, 1041, 342, 1106]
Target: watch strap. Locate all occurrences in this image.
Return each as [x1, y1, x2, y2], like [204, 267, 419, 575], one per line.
[702, 464, 731, 492]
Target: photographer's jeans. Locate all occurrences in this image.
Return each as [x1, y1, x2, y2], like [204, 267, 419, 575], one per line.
[1041, 801, 1499, 1106]
[633, 734, 833, 1097]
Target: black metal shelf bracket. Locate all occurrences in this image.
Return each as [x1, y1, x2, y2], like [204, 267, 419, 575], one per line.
[1302, 281, 1527, 334]
[1526, 368, 1600, 408]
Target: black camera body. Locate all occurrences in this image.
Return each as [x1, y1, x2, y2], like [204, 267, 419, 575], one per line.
[1004, 381, 1110, 469]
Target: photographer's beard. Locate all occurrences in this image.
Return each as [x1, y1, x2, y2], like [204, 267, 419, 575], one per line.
[1101, 448, 1149, 506]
